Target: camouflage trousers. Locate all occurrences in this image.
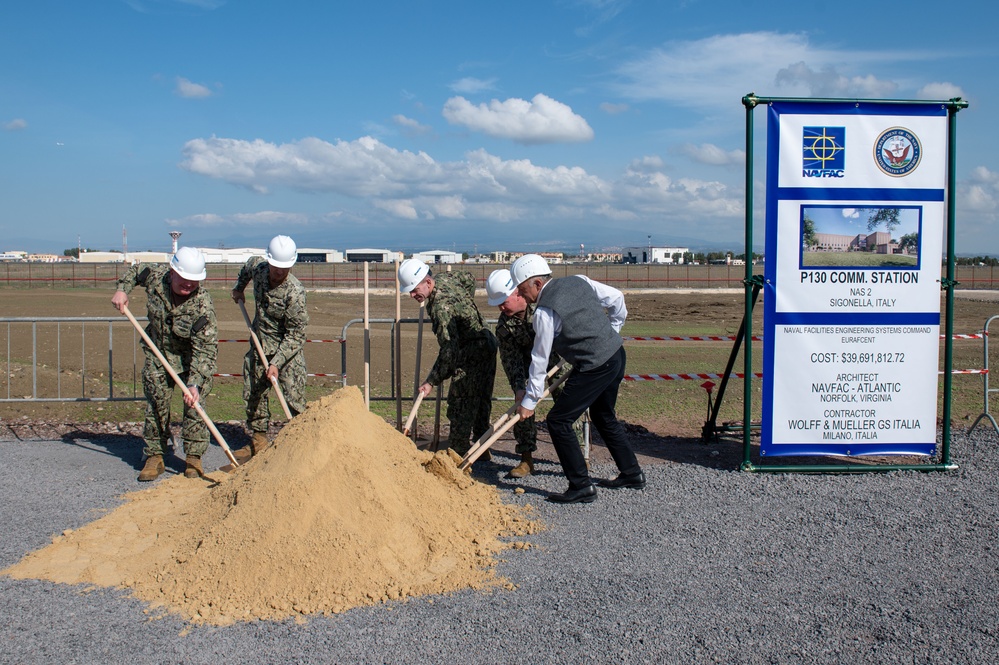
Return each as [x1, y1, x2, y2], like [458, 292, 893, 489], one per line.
[141, 357, 212, 458]
[243, 348, 306, 433]
[445, 335, 497, 456]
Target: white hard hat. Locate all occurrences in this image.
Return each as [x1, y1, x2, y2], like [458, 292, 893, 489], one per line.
[170, 247, 207, 281]
[486, 269, 516, 306]
[266, 235, 298, 268]
[510, 254, 551, 287]
[398, 258, 430, 293]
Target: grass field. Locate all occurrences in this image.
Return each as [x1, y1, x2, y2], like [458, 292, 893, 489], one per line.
[1, 287, 996, 455]
[801, 251, 919, 267]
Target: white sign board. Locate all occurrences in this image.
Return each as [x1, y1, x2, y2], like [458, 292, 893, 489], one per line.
[762, 101, 948, 457]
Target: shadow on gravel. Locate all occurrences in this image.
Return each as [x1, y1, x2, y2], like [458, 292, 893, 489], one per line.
[471, 449, 563, 500]
[60, 430, 146, 470]
[54, 422, 255, 474]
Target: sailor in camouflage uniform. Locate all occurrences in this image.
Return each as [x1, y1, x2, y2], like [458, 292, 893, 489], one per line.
[487, 269, 578, 478]
[398, 259, 497, 457]
[230, 235, 309, 462]
[111, 247, 217, 481]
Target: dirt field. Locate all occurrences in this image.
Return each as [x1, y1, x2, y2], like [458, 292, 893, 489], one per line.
[2, 287, 997, 469]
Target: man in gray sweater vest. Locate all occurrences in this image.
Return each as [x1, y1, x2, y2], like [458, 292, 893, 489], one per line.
[511, 254, 645, 504]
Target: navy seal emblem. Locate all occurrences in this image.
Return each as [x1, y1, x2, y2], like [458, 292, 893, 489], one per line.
[874, 127, 921, 177]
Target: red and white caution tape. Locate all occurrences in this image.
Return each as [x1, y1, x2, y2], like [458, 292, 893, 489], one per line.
[220, 338, 344, 344]
[624, 372, 764, 382]
[213, 372, 343, 378]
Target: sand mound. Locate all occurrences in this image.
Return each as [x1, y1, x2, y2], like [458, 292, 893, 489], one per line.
[3, 387, 538, 624]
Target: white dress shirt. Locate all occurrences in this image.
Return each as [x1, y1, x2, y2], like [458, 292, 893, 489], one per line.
[520, 275, 626, 410]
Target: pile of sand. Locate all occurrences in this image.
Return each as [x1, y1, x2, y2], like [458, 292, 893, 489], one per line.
[3, 387, 538, 625]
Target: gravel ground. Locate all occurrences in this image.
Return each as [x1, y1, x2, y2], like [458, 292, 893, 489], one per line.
[2, 428, 998, 664]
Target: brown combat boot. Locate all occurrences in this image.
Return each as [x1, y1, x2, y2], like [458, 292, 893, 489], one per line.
[184, 455, 204, 478]
[251, 431, 270, 455]
[233, 431, 270, 463]
[508, 451, 534, 478]
[138, 454, 165, 482]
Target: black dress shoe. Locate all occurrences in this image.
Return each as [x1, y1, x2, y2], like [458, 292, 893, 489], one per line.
[547, 484, 597, 504]
[598, 471, 646, 489]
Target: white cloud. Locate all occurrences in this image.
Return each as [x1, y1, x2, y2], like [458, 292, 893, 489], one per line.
[4, 118, 27, 131]
[175, 76, 212, 98]
[372, 199, 418, 220]
[614, 32, 943, 107]
[180, 132, 741, 227]
[392, 114, 431, 135]
[627, 156, 664, 173]
[960, 166, 999, 213]
[599, 102, 629, 115]
[442, 94, 594, 145]
[841, 208, 860, 219]
[572, 0, 629, 37]
[167, 213, 226, 226]
[917, 81, 965, 100]
[775, 62, 897, 98]
[449, 77, 498, 94]
[182, 135, 448, 196]
[679, 143, 745, 167]
[165, 211, 308, 227]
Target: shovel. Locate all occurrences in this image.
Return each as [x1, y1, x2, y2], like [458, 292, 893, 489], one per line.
[238, 300, 293, 420]
[459, 366, 572, 471]
[462, 361, 565, 464]
[401, 390, 425, 437]
[121, 305, 238, 468]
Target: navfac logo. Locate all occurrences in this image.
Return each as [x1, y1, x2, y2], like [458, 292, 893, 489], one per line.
[802, 126, 846, 178]
[874, 127, 921, 177]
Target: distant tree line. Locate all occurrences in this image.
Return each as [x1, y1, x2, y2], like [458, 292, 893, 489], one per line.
[956, 256, 999, 266]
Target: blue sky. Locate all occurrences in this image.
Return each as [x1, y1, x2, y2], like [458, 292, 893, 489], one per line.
[1, 0, 994, 256]
[804, 206, 919, 240]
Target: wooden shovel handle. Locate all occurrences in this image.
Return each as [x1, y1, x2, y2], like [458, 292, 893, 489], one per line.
[121, 305, 238, 466]
[402, 391, 425, 436]
[464, 361, 566, 462]
[238, 300, 293, 420]
[459, 365, 572, 470]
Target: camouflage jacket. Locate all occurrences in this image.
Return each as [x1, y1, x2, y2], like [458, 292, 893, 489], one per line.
[496, 304, 570, 392]
[117, 263, 217, 388]
[425, 271, 493, 386]
[233, 255, 309, 368]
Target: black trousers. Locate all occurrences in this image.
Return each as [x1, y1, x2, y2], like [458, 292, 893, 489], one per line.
[546, 346, 641, 489]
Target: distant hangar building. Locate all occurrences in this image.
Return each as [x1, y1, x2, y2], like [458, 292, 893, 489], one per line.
[197, 247, 264, 264]
[344, 248, 401, 263]
[197, 247, 345, 263]
[412, 249, 462, 264]
[621, 246, 689, 264]
[297, 248, 345, 263]
[79, 251, 170, 263]
[78, 247, 345, 265]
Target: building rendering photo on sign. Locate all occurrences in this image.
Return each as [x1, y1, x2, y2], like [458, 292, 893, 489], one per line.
[762, 100, 949, 457]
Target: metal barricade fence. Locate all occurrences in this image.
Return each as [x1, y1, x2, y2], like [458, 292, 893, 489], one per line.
[0, 316, 146, 402]
[970, 315, 999, 436]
